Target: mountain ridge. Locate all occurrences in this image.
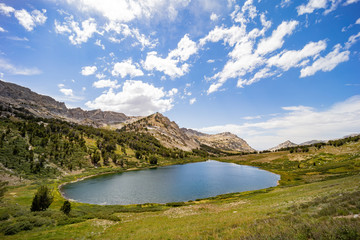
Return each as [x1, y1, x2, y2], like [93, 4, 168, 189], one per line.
[0, 80, 255, 152]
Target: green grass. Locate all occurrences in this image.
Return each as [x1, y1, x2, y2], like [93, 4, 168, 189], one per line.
[1, 141, 360, 239]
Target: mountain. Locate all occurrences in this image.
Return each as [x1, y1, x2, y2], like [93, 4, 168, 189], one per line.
[0, 80, 129, 126]
[121, 113, 200, 151]
[269, 140, 297, 151]
[0, 80, 254, 152]
[182, 128, 255, 152]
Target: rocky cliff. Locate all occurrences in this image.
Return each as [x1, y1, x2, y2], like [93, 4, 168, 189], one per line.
[0, 80, 129, 126]
[121, 113, 200, 151]
[182, 128, 255, 152]
[268, 140, 297, 151]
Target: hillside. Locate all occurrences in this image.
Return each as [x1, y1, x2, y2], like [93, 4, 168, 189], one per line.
[0, 80, 254, 153]
[268, 140, 297, 151]
[1, 136, 360, 239]
[0, 80, 129, 126]
[182, 129, 255, 152]
[121, 113, 200, 151]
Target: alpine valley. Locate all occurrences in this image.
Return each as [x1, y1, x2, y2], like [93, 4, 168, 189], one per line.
[0, 80, 360, 239]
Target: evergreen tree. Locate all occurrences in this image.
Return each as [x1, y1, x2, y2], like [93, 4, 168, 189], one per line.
[60, 200, 71, 215]
[30, 186, 53, 211]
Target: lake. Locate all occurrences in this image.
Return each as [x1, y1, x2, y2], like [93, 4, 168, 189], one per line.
[61, 160, 280, 205]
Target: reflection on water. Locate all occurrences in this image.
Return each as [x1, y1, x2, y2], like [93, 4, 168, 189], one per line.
[62, 160, 280, 205]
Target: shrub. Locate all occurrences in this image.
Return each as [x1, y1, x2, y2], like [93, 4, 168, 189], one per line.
[60, 200, 71, 215]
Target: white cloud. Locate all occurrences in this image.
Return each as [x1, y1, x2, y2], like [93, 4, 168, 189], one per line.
[105, 22, 158, 49]
[280, 0, 292, 8]
[199, 95, 360, 150]
[58, 83, 65, 88]
[96, 73, 106, 79]
[0, 3, 15, 16]
[7, 36, 29, 41]
[81, 66, 97, 76]
[300, 44, 349, 77]
[297, 0, 327, 15]
[14, 9, 47, 31]
[65, 0, 191, 23]
[210, 13, 219, 21]
[143, 34, 197, 78]
[59, 88, 74, 96]
[55, 17, 98, 45]
[267, 40, 327, 70]
[95, 39, 105, 50]
[256, 20, 298, 55]
[0, 58, 41, 75]
[85, 80, 175, 116]
[0, 26, 6, 32]
[356, 18, 360, 25]
[93, 79, 119, 88]
[112, 59, 144, 78]
[167, 88, 178, 97]
[207, 59, 215, 63]
[344, 0, 360, 5]
[189, 98, 196, 105]
[345, 32, 360, 49]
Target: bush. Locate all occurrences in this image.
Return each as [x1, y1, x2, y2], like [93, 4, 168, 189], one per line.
[31, 186, 53, 212]
[4, 221, 34, 235]
[60, 200, 71, 215]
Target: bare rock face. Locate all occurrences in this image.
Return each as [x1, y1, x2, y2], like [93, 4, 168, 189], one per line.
[121, 113, 200, 151]
[268, 140, 297, 151]
[182, 129, 255, 152]
[0, 80, 129, 125]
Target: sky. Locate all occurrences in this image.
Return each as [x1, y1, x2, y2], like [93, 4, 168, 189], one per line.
[0, 0, 360, 150]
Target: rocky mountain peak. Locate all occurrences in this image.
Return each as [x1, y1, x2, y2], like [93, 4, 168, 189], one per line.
[268, 140, 297, 151]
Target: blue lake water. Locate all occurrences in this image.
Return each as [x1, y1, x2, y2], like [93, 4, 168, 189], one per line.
[61, 160, 280, 205]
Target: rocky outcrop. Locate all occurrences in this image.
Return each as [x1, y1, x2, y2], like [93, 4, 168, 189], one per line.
[121, 113, 200, 151]
[182, 129, 255, 152]
[268, 140, 297, 151]
[0, 80, 129, 125]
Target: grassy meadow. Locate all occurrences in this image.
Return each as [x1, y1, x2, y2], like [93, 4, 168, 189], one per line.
[1, 141, 360, 239]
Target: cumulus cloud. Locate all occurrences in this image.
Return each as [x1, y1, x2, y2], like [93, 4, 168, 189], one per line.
[55, 16, 98, 45]
[0, 3, 47, 31]
[210, 13, 219, 21]
[202, 0, 353, 95]
[105, 22, 158, 49]
[95, 39, 105, 50]
[199, 95, 360, 150]
[345, 32, 360, 49]
[344, 0, 360, 5]
[59, 88, 74, 96]
[356, 18, 360, 25]
[65, 0, 191, 23]
[112, 59, 144, 78]
[85, 80, 175, 116]
[0, 58, 41, 75]
[300, 44, 349, 77]
[81, 66, 97, 76]
[189, 98, 196, 105]
[92, 79, 119, 88]
[267, 40, 327, 70]
[256, 20, 298, 55]
[143, 34, 197, 78]
[0, 3, 15, 16]
[297, 0, 327, 15]
[14, 9, 47, 31]
[0, 26, 6, 32]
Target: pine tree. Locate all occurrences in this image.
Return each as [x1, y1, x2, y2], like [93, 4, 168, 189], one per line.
[30, 186, 53, 211]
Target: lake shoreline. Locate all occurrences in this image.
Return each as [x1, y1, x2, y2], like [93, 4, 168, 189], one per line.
[58, 160, 280, 205]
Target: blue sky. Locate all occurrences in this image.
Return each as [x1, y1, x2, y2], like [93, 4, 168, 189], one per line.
[0, 0, 360, 149]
